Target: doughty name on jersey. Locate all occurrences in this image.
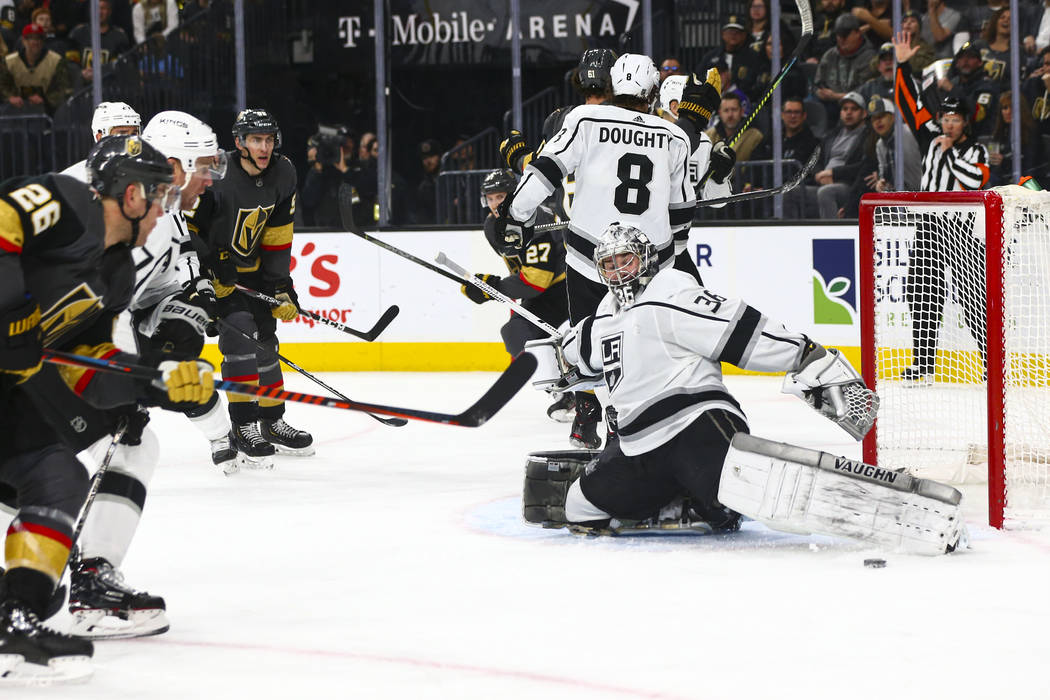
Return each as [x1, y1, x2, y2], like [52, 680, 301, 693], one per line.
[597, 126, 674, 149]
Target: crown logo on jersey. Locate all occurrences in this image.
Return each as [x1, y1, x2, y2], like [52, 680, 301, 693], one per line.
[125, 136, 142, 157]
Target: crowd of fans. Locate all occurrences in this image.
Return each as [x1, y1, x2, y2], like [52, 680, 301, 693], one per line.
[0, 0, 210, 116]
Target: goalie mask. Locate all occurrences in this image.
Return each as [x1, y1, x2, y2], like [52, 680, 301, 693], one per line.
[593, 222, 658, 309]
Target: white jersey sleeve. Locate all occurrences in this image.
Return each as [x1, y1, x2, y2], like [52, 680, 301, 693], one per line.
[59, 159, 89, 183]
[563, 268, 810, 455]
[689, 133, 731, 225]
[129, 210, 195, 312]
[510, 104, 696, 282]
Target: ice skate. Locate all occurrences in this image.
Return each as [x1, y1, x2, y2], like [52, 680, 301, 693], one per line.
[899, 364, 934, 386]
[0, 599, 93, 686]
[232, 421, 276, 469]
[210, 432, 240, 475]
[260, 417, 315, 456]
[69, 558, 169, 640]
[546, 392, 576, 423]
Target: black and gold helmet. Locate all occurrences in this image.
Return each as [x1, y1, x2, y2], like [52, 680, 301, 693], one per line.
[232, 108, 282, 150]
[86, 134, 175, 210]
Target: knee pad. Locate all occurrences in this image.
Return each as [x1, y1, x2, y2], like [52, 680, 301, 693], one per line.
[522, 450, 601, 527]
[89, 425, 160, 487]
[16, 444, 90, 517]
[218, 310, 258, 358]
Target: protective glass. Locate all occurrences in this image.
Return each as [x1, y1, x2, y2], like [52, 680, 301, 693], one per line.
[145, 181, 181, 214]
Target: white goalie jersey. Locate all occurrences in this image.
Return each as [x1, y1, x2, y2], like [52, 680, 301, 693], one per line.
[561, 269, 810, 455]
[509, 104, 696, 282]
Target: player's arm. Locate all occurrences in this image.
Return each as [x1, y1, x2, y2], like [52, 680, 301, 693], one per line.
[261, 161, 299, 320]
[501, 236, 564, 300]
[0, 200, 41, 385]
[668, 131, 698, 258]
[893, 54, 936, 138]
[508, 111, 583, 224]
[559, 315, 603, 384]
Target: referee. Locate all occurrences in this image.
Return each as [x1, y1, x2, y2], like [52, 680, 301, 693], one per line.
[894, 31, 990, 382]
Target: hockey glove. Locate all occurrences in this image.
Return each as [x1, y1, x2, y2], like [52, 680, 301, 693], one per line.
[153, 359, 215, 405]
[708, 142, 736, 184]
[499, 130, 532, 173]
[461, 274, 501, 304]
[677, 68, 722, 131]
[782, 342, 879, 441]
[184, 277, 219, 336]
[495, 196, 534, 254]
[0, 297, 42, 386]
[210, 249, 238, 298]
[271, 278, 300, 321]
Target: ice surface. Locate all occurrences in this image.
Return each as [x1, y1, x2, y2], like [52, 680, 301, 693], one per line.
[30, 374, 1050, 699]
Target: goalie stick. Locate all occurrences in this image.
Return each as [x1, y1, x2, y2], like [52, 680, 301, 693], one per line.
[235, 285, 399, 342]
[434, 252, 561, 337]
[213, 317, 407, 428]
[42, 350, 537, 428]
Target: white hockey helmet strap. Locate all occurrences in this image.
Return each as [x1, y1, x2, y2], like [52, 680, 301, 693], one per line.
[610, 54, 660, 102]
[659, 75, 688, 114]
[142, 110, 227, 179]
[91, 102, 141, 142]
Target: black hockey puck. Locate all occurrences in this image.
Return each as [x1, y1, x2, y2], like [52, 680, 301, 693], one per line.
[864, 558, 887, 568]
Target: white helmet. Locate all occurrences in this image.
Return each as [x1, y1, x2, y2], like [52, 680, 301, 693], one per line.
[142, 110, 227, 179]
[91, 102, 141, 142]
[610, 54, 660, 103]
[659, 75, 688, 116]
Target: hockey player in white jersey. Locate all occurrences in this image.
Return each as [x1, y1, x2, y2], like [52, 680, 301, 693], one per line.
[67, 111, 234, 641]
[60, 101, 141, 181]
[657, 72, 733, 204]
[523, 223, 966, 555]
[501, 53, 700, 450]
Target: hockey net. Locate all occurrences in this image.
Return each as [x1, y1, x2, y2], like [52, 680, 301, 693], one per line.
[859, 188, 1050, 529]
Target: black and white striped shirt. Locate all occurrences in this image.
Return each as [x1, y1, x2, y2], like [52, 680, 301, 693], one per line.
[920, 138, 989, 192]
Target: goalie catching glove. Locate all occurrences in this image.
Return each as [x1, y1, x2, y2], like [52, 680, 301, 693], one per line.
[270, 278, 299, 320]
[676, 68, 722, 131]
[153, 359, 215, 405]
[782, 341, 879, 441]
[461, 274, 501, 304]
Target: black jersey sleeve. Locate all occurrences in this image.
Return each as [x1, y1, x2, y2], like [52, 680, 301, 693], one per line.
[261, 155, 297, 282]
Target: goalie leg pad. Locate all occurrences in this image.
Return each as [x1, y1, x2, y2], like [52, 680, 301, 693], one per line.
[718, 434, 966, 555]
[522, 450, 601, 527]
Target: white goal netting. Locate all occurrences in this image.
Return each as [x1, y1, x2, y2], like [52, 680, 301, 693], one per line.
[865, 187, 1050, 528]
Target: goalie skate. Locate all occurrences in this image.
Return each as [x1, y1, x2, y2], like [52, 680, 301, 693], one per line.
[0, 601, 93, 687]
[567, 497, 741, 537]
[69, 558, 169, 640]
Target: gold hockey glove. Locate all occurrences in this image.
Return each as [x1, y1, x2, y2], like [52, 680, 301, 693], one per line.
[677, 68, 722, 131]
[155, 359, 215, 404]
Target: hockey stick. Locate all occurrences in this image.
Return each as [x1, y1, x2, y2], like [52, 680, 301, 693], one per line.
[434, 252, 561, 338]
[212, 317, 407, 428]
[42, 350, 537, 428]
[696, 145, 822, 207]
[235, 285, 399, 342]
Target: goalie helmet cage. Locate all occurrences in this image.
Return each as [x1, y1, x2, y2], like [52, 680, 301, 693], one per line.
[859, 189, 1050, 529]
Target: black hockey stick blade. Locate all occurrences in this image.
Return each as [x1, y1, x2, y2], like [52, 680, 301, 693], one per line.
[354, 304, 400, 342]
[235, 284, 398, 342]
[697, 145, 821, 208]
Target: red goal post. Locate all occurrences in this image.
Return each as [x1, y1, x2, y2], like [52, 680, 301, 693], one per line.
[859, 188, 1050, 529]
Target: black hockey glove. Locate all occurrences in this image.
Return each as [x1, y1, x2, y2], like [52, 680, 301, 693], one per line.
[210, 248, 238, 298]
[270, 278, 300, 321]
[499, 130, 531, 173]
[677, 69, 722, 131]
[0, 297, 42, 387]
[183, 277, 219, 336]
[494, 195, 534, 254]
[708, 142, 736, 185]
[461, 274, 502, 304]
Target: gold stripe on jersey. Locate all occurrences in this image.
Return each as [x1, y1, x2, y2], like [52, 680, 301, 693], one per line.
[519, 266, 556, 291]
[261, 222, 293, 250]
[39, 282, 103, 345]
[235, 259, 262, 273]
[0, 199, 25, 253]
[55, 342, 116, 394]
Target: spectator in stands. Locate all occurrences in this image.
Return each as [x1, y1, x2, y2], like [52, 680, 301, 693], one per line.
[1022, 47, 1050, 133]
[808, 0, 849, 63]
[449, 134, 476, 170]
[899, 10, 935, 73]
[706, 93, 764, 163]
[0, 5, 15, 53]
[132, 0, 177, 44]
[301, 125, 356, 228]
[744, 0, 794, 55]
[937, 41, 1000, 138]
[814, 14, 876, 127]
[973, 8, 1011, 87]
[416, 138, 441, 224]
[69, 0, 130, 82]
[700, 14, 762, 103]
[965, 0, 1002, 41]
[986, 91, 1043, 185]
[358, 132, 377, 162]
[753, 33, 805, 132]
[843, 96, 921, 216]
[1023, 0, 1050, 56]
[850, 0, 893, 42]
[26, 8, 69, 58]
[811, 91, 872, 218]
[0, 23, 70, 113]
[712, 58, 752, 118]
[658, 57, 682, 84]
[779, 96, 822, 167]
[922, 0, 963, 60]
[857, 42, 896, 102]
